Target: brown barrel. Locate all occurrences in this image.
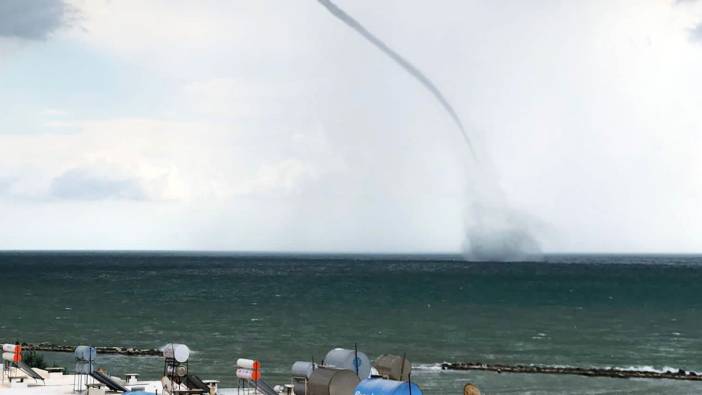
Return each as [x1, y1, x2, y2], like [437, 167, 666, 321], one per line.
[308, 367, 360, 395]
[372, 354, 411, 381]
[464, 383, 481, 395]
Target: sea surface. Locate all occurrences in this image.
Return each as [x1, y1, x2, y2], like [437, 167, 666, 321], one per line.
[1, 252, 701, 394]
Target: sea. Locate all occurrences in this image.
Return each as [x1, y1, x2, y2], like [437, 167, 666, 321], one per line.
[1, 252, 701, 394]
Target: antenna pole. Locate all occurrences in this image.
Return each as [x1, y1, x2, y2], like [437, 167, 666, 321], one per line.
[354, 344, 359, 376]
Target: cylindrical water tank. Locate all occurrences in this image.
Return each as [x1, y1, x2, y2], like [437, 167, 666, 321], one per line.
[293, 382, 307, 395]
[323, 348, 371, 379]
[74, 346, 97, 362]
[2, 344, 19, 353]
[354, 379, 423, 395]
[2, 352, 16, 362]
[291, 361, 315, 379]
[235, 368, 260, 381]
[236, 358, 260, 370]
[373, 355, 411, 381]
[166, 365, 188, 377]
[308, 367, 360, 395]
[162, 344, 190, 363]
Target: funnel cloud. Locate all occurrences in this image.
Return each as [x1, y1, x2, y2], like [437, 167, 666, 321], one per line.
[318, 0, 476, 158]
[318, 0, 541, 260]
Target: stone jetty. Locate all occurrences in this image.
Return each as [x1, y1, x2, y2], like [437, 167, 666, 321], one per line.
[441, 362, 702, 381]
[22, 342, 162, 356]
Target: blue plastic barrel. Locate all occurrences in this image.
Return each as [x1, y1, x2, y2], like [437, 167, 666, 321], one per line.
[354, 378, 423, 395]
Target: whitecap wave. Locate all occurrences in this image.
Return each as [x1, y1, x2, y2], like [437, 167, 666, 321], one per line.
[425, 362, 702, 376]
[412, 363, 443, 372]
[616, 365, 701, 375]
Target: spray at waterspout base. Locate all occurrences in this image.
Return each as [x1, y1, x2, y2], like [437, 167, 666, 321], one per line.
[462, 202, 543, 262]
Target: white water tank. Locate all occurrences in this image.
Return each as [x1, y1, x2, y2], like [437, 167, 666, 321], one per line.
[2, 352, 16, 362]
[75, 346, 97, 362]
[236, 358, 260, 370]
[2, 344, 19, 353]
[323, 348, 371, 379]
[163, 344, 190, 363]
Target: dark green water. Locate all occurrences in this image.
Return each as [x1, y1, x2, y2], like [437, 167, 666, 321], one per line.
[1, 252, 701, 394]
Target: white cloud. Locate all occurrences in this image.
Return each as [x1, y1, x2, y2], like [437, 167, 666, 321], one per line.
[50, 167, 146, 201]
[181, 78, 313, 120]
[65, 1, 324, 80]
[43, 108, 67, 116]
[0, 114, 465, 251]
[0, 117, 338, 202]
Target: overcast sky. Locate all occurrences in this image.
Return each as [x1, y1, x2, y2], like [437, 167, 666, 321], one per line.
[1, 0, 701, 253]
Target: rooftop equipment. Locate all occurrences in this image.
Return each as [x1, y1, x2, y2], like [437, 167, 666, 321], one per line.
[74, 345, 97, 391]
[163, 344, 190, 363]
[323, 348, 371, 379]
[75, 346, 97, 362]
[182, 374, 211, 394]
[201, 379, 220, 395]
[306, 367, 360, 395]
[91, 370, 130, 392]
[2, 343, 44, 383]
[125, 373, 140, 385]
[2, 344, 21, 358]
[372, 355, 411, 381]
[235, 358, 261, 386]
[161, 343, 191, 394]
[235, 358, 276, 395]
[1, 352, 17, 363]
[72, 345, 128, 392]
[291, 361, 315, 379]
[16, 360, 46, 382]
[353, 378, 423, 395]
[290, 361, 317, 395]
[161, 344, 216, 395]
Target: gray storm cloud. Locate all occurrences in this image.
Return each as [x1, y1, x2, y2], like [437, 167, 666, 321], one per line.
[50, 168, 145, 201]
[0, 0, 75, 40]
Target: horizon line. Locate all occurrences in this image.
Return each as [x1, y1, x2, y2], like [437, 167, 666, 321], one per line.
[0, 249, 701, 256]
